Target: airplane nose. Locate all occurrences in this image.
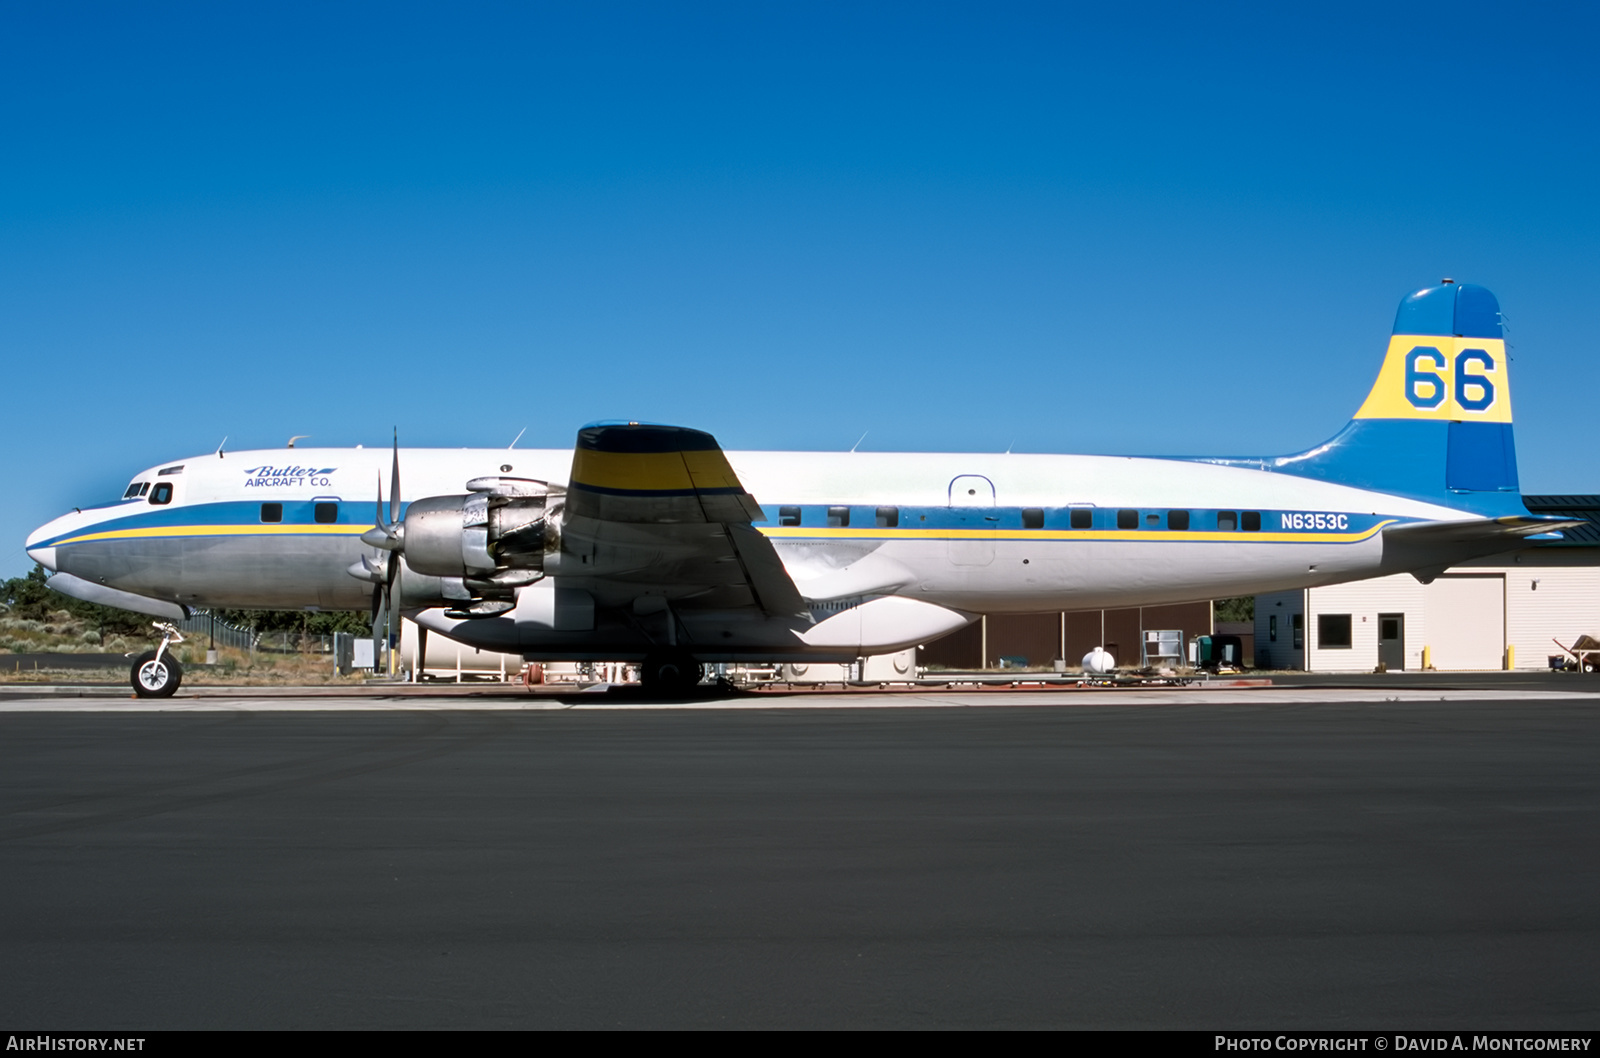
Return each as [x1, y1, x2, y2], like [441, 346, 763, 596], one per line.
[25, 521, 61, 572]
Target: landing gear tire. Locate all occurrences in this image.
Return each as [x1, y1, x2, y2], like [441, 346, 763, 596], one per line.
[131, 651, 183, 698]
[641, 653, 704, 695]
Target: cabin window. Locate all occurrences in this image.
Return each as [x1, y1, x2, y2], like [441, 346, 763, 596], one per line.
[314, 502, 338, 524]
[1070, 508, 1093, 530]
[1218, 510, 1237, 531]
[1021, 508, 1044, 530]
[1117, 509, 1138, 530]
[779, 506, 801, 527]
[876, 506, 898, 528]
[1168, 510, 1190, 531]
[123, 483, 145, 500]
[827, 506, 850, 528]
[1145, 513, 1160, 526]
[1242, 511, 1262, 531]
[1318, 614, 1352, 649]
[149, 483, 173, 505]
[260, 503, 283, 523]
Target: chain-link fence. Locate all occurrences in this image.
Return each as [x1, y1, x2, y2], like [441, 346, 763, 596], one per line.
[176, 610, 260, 653]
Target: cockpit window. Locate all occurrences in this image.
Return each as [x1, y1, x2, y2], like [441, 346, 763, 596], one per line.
[149, 482, 173, 505]
[123, 483, 146, 500]
[139, 483, 150, 497]
[158, 465, 185, 476]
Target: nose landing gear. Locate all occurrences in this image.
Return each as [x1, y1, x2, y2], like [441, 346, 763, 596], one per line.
[129, 621, 185, 698]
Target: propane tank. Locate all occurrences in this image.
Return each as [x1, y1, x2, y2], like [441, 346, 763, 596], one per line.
[1082, 646, 1115, 674]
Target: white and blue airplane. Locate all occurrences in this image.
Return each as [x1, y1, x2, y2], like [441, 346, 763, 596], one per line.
[25, 280, 1575, 695]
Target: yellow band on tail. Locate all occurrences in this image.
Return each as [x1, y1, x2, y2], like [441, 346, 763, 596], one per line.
[1352, 336, 1511, 422]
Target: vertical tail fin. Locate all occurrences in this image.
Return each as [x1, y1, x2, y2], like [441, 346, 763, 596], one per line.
[1271, 281, 1521, 514]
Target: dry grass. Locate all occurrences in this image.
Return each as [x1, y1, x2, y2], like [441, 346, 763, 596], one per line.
[0, 640, 370, 686]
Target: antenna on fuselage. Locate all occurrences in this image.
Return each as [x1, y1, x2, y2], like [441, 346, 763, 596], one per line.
[215, 436, 227, 459]
[287, 435, 310, 449]
[850, 431, 868, 453]
[508, 427, 526, 449]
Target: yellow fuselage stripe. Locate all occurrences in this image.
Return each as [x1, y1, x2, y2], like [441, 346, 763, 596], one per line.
[761, 521, 1395, 543]
[55, 524, 364, 546]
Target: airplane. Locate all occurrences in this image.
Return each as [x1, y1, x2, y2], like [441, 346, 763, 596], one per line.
[24, 280, 1579, 697]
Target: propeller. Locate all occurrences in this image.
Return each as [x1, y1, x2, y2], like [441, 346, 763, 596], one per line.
[361, 431, 404, 552]
[360, 432, 403, 676]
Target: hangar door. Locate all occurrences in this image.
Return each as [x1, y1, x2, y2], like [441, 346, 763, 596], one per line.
[1424, 574, 1505, 670]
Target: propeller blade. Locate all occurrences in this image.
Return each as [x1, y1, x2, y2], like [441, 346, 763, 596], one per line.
[374, 471, 390, 533]
[389, 429, 401, 528]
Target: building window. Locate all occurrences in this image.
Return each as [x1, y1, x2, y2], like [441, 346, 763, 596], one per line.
[314, 502, 338, 524]
[260, 503, 283, 523]
[1070, 508, 1092, 530]
[1292, 614, 1303, 649]
[876, 507, 898, 528]
[1318, 614, 1352, 648]
[1021, 508, 1044, 529]
[1168, 510, 1190, 531]
[779, 506, 801, 526]
[827, 506, 850, 528]
[1269, 614, 1278, 642]
[1242, 511, 1262, 531]
[149, 483, 173, 505]
[1117, 509, 1138, 530]
[1218, 511, 1237, 531]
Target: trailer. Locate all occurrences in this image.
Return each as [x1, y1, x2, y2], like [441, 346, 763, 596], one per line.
[1551, 635, 1600, 673]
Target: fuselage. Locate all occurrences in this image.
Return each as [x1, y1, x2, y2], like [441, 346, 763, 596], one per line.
[26, 444, 1473, 659]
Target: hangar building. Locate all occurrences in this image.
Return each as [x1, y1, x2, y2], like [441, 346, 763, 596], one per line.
[1253, 495, 1600, 672]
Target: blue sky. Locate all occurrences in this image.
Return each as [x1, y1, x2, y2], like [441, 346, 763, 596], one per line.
[4, 1, 1598, 575]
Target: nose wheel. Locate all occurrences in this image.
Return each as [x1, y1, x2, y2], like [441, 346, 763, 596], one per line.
[129, 621, 186, 698]
[640, 653, 704, 695]
[130, 651, 183, 698]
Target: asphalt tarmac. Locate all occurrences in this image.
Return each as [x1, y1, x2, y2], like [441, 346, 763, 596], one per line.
[2, 692, 1598, 1029]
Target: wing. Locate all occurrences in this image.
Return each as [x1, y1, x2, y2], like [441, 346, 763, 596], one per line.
[1382, 514, 1583, 583]
[557, 422, 807, 616]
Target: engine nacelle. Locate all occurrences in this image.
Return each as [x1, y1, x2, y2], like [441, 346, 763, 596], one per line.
[399, 479, 562, 585]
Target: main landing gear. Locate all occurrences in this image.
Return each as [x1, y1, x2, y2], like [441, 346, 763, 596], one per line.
[639, 652, 704, 695]
[130, 621, 185, 698]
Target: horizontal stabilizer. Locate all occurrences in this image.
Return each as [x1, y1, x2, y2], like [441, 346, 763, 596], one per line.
[1381, 515, 1583, 583]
